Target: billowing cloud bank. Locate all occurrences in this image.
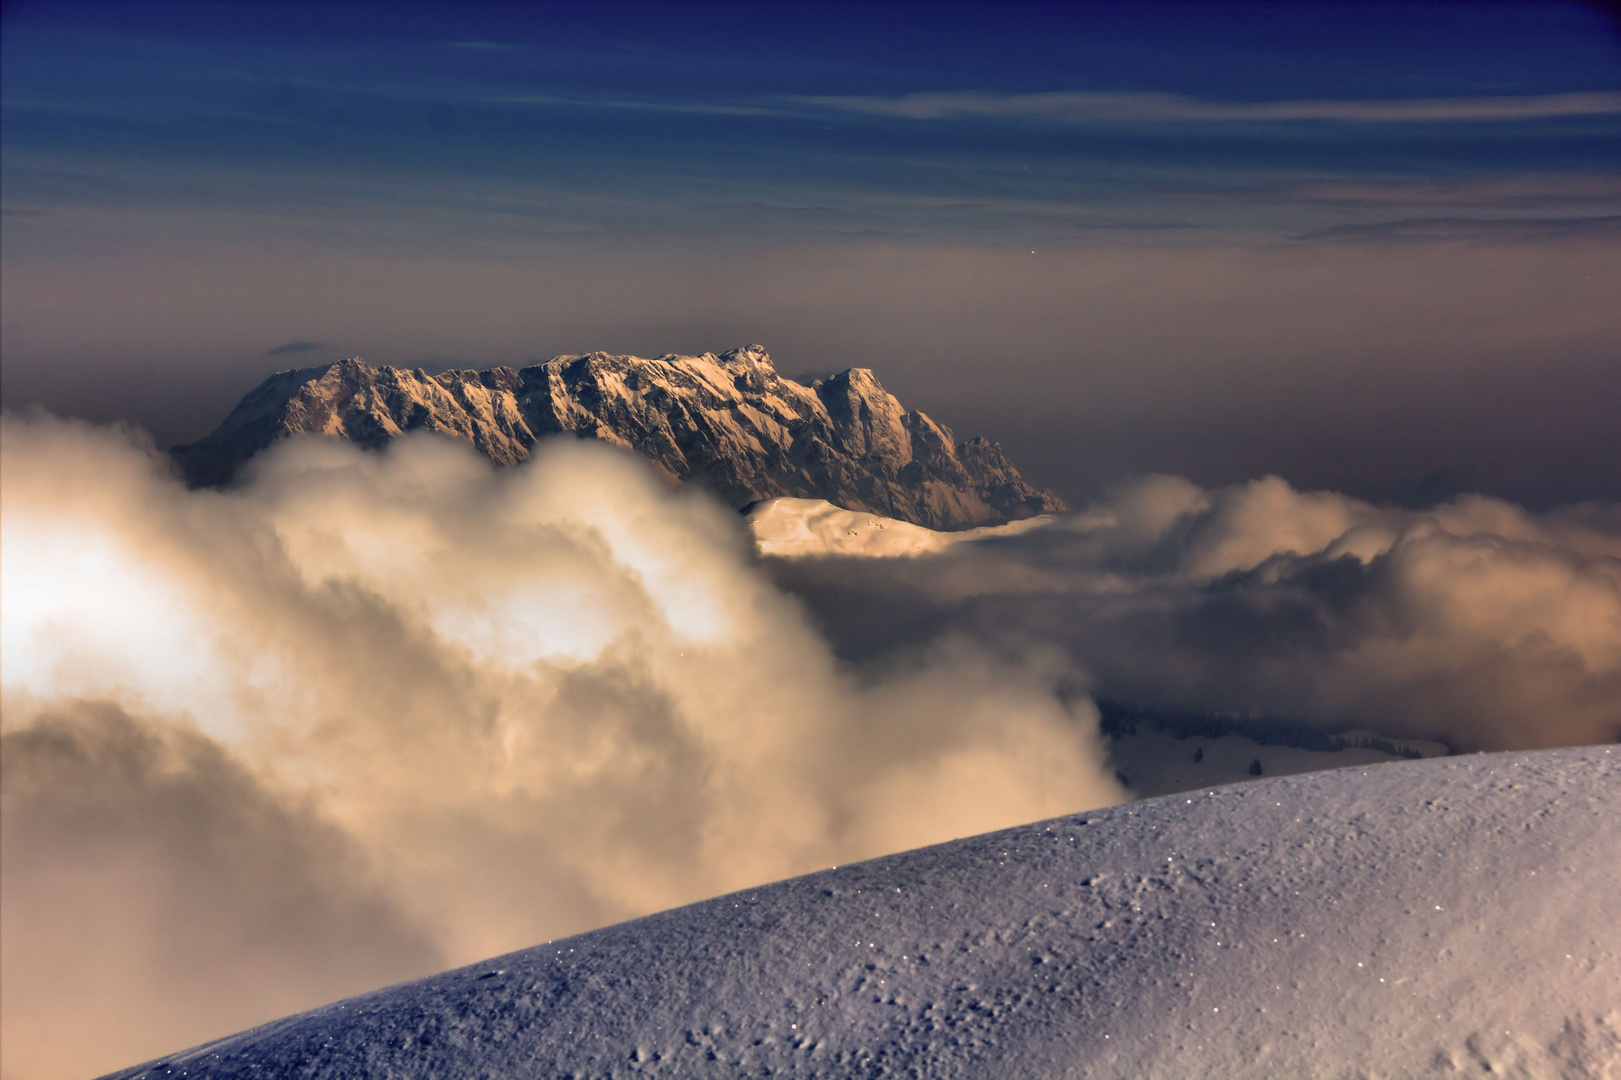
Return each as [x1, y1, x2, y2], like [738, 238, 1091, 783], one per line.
[6, 415, 1618, 1079]
[770, 474, 1621, 752]
[0, 414, 1123, 1080]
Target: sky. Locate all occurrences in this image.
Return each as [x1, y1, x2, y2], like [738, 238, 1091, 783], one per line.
[3, 0, 1619, 508]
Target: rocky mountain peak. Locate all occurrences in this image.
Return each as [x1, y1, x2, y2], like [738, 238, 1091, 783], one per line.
[173, 347, 1065, 530]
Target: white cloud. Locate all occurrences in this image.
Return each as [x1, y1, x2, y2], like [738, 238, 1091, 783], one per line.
[767, 476, 1621, 753]
[797, 90, 1621, 124]
[0, 413, 1123, 1079]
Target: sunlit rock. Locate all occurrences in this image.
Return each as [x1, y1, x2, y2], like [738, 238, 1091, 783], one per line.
[172, 347, 1064, 530]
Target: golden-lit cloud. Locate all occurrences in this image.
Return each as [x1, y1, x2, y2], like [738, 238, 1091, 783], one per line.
[772, 475, 1621, 752]
[0, 413, 1123, 1079]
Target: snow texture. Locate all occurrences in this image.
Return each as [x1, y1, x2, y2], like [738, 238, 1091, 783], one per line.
[748, 497, 1052, 557]
[106, 747, 1620, 1079]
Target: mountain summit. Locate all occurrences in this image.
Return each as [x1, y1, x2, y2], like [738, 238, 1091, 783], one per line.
[173, 346, 1064, 529]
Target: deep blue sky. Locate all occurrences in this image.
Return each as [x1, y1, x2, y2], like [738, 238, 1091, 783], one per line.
[4, 1, 1619, 505]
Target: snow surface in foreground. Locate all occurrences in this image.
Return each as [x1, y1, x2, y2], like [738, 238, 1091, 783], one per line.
[109, 749, 1619, 1079]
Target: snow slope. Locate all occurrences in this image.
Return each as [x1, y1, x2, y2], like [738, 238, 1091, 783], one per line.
[106, 748, 1620, 1079]
[748, 497, 1053, 557]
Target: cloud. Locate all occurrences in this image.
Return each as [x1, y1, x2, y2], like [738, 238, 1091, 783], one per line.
[263, 339, 325, 357]
[470, 89, 1621, 129]
[767, 476, 1621, 754]
[482, 94, 776, 117]
[451, 40, 525, 52]
[0, 413, 1123, 1079]
[1254, 173, 1621, 210]
[1, 702, 442, 1078]
[797, 90, 1621, 124]
[1296, 215, 1621, 243]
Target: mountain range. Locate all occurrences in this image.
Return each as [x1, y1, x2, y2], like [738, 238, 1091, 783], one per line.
[172, 346, 1064, 530]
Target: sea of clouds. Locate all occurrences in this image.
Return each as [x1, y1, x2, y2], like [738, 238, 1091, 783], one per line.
[770, 473, 1621, 752]
[4, 415, 1618, 1079]
[1, 414, 1124, 1079]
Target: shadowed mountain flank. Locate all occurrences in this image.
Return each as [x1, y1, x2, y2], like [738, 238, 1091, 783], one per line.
[172, 346, 1064, 530]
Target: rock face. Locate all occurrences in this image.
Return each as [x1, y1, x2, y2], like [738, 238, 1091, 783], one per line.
[172, 346, 1065, 530]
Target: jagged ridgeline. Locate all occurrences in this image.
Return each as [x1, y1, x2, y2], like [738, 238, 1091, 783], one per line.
[172, 345, 1065, 530]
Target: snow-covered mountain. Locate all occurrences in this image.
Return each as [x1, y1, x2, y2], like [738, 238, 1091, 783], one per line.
[172, 347, 1064, 530]
[105, 748, 1620, 1079]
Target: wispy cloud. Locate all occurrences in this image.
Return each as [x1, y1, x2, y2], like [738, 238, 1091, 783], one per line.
[1297, 214, 1621, 243]
[1251, 174, 1621, 209]
[797, 90, 1621, 124]
[451, 40, 525, 53]
[473, 88, 1621, 127]
[483, 94, 775, 118]
[264, 340, 325, 357]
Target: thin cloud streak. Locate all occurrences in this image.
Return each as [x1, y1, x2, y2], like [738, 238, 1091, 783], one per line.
[1296, 214, 1621, 243]
[263, 340, 325, 357]
[482, 94, 777, 118]
[797, 90, 1621, 124]
[473, 88, 1621, 126]
[450, 40, 525, 52]
[1251, 173, 1621, 209]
